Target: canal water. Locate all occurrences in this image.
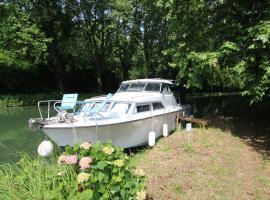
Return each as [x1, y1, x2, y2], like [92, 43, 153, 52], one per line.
[0, 106, 45, 164]
[1, 95, 270, 164]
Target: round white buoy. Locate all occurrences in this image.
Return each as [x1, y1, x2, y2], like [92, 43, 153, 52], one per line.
[37, 140, 54, 157]
[163, 124, 168, 137]
[148, 131, 156, 147]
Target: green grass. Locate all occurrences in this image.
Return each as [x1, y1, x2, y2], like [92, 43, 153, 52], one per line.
[129, 128, 270, 200]
[0, 154, 78, 200]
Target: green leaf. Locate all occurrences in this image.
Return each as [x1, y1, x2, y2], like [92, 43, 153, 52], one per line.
[80, 189, 93, 200]
[94, 161, 108, 170]
[98, 172, 105, 182]
[111, 185, 120, 194]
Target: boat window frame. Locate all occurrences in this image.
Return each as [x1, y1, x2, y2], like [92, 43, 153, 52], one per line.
[152, 102, 164, 110]
[117, 83, 131, 92]
[127, 82, 147, 92]
[161, 83, 173, 94]
[134, 102, 151, 113]
[109, 102, 132, 114]
[144, 82, 162, 92]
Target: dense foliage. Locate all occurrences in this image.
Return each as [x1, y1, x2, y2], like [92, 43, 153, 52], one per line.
[0, 0, 269, 102]
[0, 142, 146, 199]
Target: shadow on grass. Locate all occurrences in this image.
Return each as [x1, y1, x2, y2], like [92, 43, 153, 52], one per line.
[188, 95, 270, 159]
[209, 116, 270, 158]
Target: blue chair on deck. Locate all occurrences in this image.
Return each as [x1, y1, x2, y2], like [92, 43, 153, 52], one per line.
[57, 93, 78, 111]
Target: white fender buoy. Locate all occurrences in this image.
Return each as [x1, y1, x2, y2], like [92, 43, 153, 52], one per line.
[38, 140, 54, 157]
[163, 124, 168, 137]
[148, 131, 156, 147]
[186, 123, 192, 132]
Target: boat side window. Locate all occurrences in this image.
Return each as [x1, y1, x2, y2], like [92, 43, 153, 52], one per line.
[161, 83, 172, 94]
[152, 102, 164, 110]
[110, 103, 130, 114]
[136, 103, 150, 113]
[145, 83, 161, 92]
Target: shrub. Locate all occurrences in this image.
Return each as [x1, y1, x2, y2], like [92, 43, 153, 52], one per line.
[61, 142, 146, 199]
[0, 142, 146, 200]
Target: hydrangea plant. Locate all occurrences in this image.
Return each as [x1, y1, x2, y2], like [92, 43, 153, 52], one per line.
[58, 142, 146, 200]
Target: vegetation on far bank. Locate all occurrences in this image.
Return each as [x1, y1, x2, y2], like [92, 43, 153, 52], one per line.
[0, 92, 101, 107]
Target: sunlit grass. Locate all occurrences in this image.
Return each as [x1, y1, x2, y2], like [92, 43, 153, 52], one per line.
[130, 128, 270, 200]
[0, 154, 78, 199]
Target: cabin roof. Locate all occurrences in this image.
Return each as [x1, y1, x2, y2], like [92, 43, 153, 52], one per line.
[122, 78, 173, 85]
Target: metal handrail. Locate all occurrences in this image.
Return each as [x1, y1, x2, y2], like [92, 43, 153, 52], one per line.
[37, 100, 112, 120]
[38, 100, 61, 119]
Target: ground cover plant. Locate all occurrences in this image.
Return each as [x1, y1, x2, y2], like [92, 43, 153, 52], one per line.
[0, 142, 146, 199]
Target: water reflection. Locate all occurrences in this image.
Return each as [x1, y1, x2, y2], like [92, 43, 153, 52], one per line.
[0, 106, 45, 164]
[187, 94, 270, 122]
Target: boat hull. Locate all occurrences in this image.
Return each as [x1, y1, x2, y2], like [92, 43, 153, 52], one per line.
[42, 110, 186, 148]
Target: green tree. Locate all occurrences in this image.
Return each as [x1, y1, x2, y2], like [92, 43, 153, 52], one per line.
[165, 0, 270, 102]
[0, 3, 49, 68]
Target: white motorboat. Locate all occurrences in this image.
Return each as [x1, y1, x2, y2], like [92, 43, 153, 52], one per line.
[29, 79, 191, 148]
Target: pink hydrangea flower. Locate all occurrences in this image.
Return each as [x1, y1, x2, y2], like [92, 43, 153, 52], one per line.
[79, 157, 92, 169]
[65, 155, 78, 164]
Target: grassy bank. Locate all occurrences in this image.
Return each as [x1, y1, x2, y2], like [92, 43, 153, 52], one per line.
[130, 127, 270, 200]
[1, 126, 269, 199]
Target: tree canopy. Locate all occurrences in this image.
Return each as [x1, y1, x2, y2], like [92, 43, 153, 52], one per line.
[0, 0, 269, 102]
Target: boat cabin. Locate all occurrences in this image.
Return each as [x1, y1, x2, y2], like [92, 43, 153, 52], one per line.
[117, 79, 173, 94]
[78, 79, 177, 118]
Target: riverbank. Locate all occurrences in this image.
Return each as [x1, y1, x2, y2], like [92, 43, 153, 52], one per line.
[130, 123, 270, 199]
[0, 92, 101, 107]
[0, 118, 269, 199]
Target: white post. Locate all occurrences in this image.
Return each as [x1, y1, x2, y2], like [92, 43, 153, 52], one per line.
[186, 123, 192, 132]
[149, 131, 156, 147]
[163, 124, 168, 137]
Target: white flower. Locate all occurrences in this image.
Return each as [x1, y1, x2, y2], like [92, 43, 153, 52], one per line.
[136, 190, 146, 200]
[103, 146, 115, 155]
[80, 142, 92, 150]
[134, 168, 145, 176]
[114, 159, 124, 167]
[77, 172, 90, 183]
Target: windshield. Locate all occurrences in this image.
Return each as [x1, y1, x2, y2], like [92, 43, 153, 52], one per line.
[128, 83, 146, 91]
[118, 83, 130, 92]
[110, 103, 131, 114]
[80, 101, 110, 113]
[145, 82, 161, 92]
[118, 82, 164, 92]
